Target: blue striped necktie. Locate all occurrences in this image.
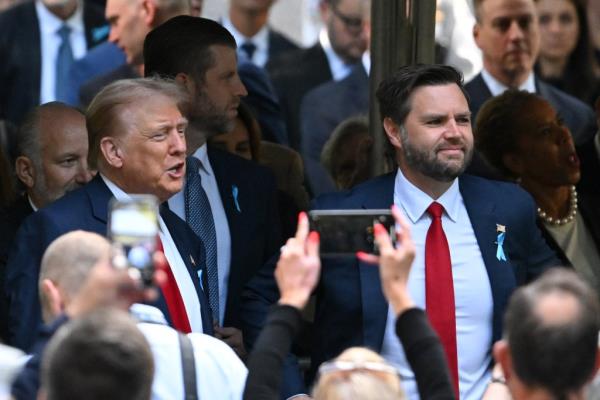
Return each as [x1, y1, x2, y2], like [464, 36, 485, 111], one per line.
[184, 156, 219, 323]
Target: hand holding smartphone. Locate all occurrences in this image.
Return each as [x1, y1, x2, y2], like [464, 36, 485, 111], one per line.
[308, 209, 396, 257]
[108, 195, 159, 287]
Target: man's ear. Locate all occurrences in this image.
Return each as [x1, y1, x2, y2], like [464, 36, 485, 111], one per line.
[493, 340, 513, 381]
[141, 0, 157, 26]
[100, 136, 124, 168]
[174, 72, 196, 94]
[473, 23, 482, 49]
[15, 156, 36, 189]
[319, 0, 331, 21]
[40, 279, 64, 322]
[502, 152, 523, 177]
[383, 117, 403, 149]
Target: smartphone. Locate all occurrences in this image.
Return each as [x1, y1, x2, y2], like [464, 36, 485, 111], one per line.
[108, 195, 159, 286]
[308, 209, 396, 257]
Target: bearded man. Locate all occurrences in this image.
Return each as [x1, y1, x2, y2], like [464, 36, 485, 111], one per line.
[307, 64, 560, 400]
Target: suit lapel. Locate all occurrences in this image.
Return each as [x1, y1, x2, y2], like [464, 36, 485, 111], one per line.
[161, 207, 214, 334]
[357, 173, 395, 350]
[459, 175, 515, 341]
[466, 74, 493, 118]
[206, 147, 245, 311]
[86, 175, 114, 225]
[26, 3, 42, 108]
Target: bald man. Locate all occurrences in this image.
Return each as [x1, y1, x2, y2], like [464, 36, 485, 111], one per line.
[0, 102, 91, 342]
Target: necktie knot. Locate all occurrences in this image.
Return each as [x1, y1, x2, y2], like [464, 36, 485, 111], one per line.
[240, 41, 257, 60]
[57, 24, 71, 39]
[427, 202, 444, 219]
[186, 156, 201, 179]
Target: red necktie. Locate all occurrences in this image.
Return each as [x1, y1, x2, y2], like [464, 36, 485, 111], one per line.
[425, 202, 459, 397]
[156, 239, 191, 333]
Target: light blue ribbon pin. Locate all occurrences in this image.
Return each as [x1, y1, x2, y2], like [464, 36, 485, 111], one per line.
[232, 185, 241, 213]
[496, 229, 507, 261]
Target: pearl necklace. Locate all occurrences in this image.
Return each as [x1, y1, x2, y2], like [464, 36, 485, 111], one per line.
[537, 185, 578, 226]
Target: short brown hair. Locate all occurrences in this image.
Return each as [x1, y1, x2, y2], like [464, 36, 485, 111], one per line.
[86, 77, 190, 170]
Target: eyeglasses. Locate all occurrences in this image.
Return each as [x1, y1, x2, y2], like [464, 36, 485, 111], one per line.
[318, 360, 400, 377]
[330, 4, 364, 31]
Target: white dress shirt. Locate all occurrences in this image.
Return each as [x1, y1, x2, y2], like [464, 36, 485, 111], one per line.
[36, 0, 87, 104]
[168, 145, 232, 326]
[222, 16, 270, 67]
[319, 29, 354, 81]
[380, 168, 493, 400]
[131, 305, 247, 400]
[101, 174, 204, 333]
[481, 68, 536, 96]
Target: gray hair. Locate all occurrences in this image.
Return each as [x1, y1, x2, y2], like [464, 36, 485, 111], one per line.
[86, 77, 190, 170]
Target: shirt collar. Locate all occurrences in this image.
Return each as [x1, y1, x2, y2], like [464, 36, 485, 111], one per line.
[362, 51, 370, 75]
[319, 29, 354, 81]
[222, 16, 269, 53]
[394, 168, 460, 223]
[100, 173, 133, 201]
[35, 0, 85, 36]
[27, 195, 39, 212]
[481, 68, 536, 96]
[191, 144, 214, 176]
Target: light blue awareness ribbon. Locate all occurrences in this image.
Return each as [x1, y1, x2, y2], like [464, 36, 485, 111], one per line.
[232, 185, 241, 213]
[496, 232, 507, 261]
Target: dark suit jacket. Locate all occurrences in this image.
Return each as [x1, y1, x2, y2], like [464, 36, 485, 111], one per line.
[206, 146, 283, 328]
[79, 63, 139, 108]
[267, 29, 299, 61]
[0, 195, 33, 342]
[64, 41, 126, 107]
[308, 173, 560, 381]
[576, 135, 600, 195]
[238, 61, 289, 145]
[4, 176, 213, 352]
[465, 73, 597, 146]
[0, 1, 107, 125]
[300, 63, 369, 195]
[267, 43, 333, 150]
[242, 173, 560, 397]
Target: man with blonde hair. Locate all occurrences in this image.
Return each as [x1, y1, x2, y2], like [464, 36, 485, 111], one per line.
[5, 77, 213, 352]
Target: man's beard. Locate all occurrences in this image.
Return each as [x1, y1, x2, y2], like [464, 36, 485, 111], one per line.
[399, 126, 473, 182]
[32, 170, 83, 207]
[190, 90, 236, 140]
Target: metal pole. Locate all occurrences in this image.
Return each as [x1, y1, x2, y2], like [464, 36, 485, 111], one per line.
[369, 0, 436, 176]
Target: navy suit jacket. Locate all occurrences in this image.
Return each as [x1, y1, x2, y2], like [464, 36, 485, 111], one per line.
[0, 1, 107, 125]
[0, 196, 34, 342]
[267, 43, 334, 150]
[308, 173, 560, 378]
[206, 146, 283, 328]
[267, 29, 299, 61]
[465, 73, 596, 146]
[300, 63, 369, 195]
[64, 41, 127, 107]
[4, 175, 213, 352]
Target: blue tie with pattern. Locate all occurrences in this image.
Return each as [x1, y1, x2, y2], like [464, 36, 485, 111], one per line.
[55, 24, 74, 101]
[184, 156, 219, 323]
